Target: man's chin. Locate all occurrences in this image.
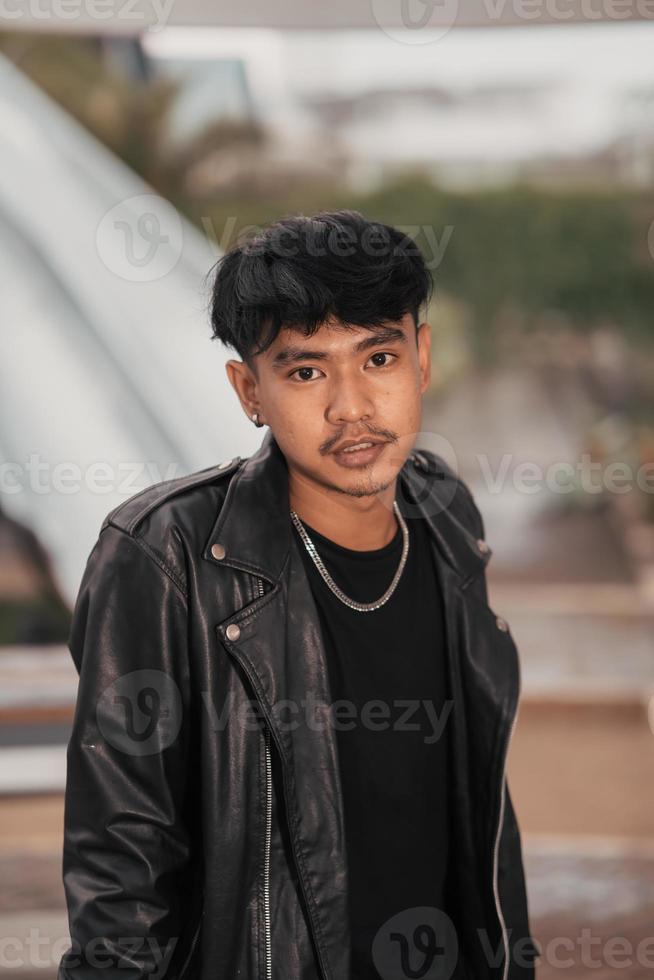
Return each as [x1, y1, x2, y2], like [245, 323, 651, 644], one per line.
[320, 469, 395, 499]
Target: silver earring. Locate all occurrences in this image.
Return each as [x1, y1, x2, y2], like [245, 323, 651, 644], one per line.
[251, 412, 264, 427]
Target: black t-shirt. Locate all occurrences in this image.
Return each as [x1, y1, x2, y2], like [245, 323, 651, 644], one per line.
[293, 499, 452, 980]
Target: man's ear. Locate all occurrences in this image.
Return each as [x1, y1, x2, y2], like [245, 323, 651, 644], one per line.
[417, 321, 432, 393]
[225, 359, 261, 422]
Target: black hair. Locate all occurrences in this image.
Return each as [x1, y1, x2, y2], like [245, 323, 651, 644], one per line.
[208, 209, 433, 372]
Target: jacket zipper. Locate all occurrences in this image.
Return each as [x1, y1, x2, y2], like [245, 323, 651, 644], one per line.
[255, 576, 273, 980]
[263, 725, 273, 980]
[461, 566, 520, 980]
[491, 696, 519, 980]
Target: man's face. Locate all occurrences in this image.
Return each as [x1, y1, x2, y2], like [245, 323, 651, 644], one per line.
[245, 312, 432, 500]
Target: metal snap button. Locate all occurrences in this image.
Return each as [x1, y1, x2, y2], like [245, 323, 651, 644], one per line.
[476, 538, 490, 554]
[211, 543, 226, 560]
[225, 623, 241, 641]
[218, 458, 234, 469]
[496, 616, 509, 632]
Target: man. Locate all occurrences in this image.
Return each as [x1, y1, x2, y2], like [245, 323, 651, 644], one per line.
[59, 210, 538, 980]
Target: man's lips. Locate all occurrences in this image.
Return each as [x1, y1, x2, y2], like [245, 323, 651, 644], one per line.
[331, 441, 389, 467]
[330, 438, 388, 454]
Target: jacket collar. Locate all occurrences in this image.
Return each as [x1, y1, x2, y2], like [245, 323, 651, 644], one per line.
[203, 427, 490, 588]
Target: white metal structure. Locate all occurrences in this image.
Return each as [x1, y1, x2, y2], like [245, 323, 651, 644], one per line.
[0, 55, 260, 603]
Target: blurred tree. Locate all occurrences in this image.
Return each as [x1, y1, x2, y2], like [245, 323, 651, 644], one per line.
[353, 175, 654, 364]
[0, 31, 177, 190]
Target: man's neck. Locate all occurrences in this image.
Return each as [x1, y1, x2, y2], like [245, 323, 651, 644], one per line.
[288, 476, 399, 552]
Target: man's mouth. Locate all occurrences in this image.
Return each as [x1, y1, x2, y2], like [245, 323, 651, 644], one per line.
[340, 441, 376, 453]
[331, 441, 388, 468]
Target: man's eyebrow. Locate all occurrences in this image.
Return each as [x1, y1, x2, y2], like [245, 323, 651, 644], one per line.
[270, 325, 408, 369]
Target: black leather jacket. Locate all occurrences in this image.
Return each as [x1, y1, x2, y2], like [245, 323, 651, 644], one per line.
[58, 429, 539, 980]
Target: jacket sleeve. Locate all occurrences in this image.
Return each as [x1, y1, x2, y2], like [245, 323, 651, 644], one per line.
[58, 524, 193, 980]
[457, 480, 540, 979]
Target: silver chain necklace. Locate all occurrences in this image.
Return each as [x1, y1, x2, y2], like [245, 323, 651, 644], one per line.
[290, 500, 410, 612]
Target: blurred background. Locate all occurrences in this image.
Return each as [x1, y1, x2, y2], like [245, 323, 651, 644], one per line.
[1, 3, 654, 977]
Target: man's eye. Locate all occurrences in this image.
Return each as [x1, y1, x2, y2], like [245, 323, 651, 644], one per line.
[369, 352, 397, 367]
[290, 366, 321, 382]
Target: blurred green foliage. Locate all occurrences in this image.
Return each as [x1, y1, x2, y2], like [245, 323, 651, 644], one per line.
[352, 178, 654, 361]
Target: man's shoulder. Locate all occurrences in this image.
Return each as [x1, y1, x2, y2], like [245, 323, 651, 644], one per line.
[92, 455, 245, 595]
[101, 455, 243, 538]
